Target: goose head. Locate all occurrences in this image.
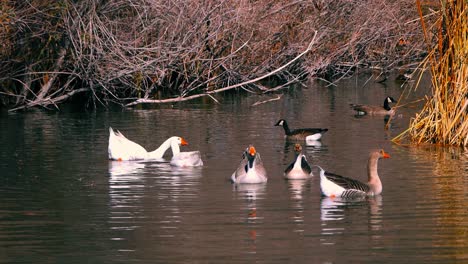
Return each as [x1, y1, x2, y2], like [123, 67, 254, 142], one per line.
[294, 143, 303, 154]
[377, 149, 390, 159]
[274, 119, 286, 127]
[383, 96, 396, 110]
[245, 145, 257, 169]
[168, 136, 188, 147]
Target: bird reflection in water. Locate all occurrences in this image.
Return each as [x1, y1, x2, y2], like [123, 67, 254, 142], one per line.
[320, 196, 383, 246]
[108, 160, 146, 178]
[287, 179, 310, 234]
[232, 183, 266, 254]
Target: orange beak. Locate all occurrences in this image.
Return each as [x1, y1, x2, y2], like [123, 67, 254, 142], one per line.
[249, 146, 256, 156]
[181, 138, 188, 146]
[382, 151, 390, 158]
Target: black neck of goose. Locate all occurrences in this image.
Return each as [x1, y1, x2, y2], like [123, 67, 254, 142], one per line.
[383, 99, 392, 111]
[247, 155, 255, 168]
[282, 121, 292, 135]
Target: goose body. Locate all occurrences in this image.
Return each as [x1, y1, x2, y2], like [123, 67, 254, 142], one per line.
[318, 149, 390, 198]
[231, 145, 267, 184]
[284, 144, 313, 180]
[170, 151, 204, 167]
[108, 127, 186, 161]
[108, 127, 202, 166]
[275, 119, 328, 141]
[351, 96, 396, 116]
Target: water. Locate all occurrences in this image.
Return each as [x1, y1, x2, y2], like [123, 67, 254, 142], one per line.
[0, 75, 467, 263]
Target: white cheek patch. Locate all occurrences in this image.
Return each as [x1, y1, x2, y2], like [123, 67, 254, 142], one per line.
[387, 97, 392, 103]
[279, 120, 284, 126]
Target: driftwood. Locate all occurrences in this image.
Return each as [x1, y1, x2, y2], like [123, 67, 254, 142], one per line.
[125, 32, 318, 107]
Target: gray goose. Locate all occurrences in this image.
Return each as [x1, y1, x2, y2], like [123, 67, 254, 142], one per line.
[275, 119, 328, 141]
[284, 144, 313, 180]
[318, 149, 390, 198]
[231, 145, 267, 184]
[351, 96, 396, 116]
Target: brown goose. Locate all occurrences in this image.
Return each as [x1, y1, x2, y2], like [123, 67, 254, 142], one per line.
[231, 145, 267, 184]
[351, 96, 396, 116]
[275, 119, 328, 141]
[284, 144, 313, 180]
[318, 149, 390, 198]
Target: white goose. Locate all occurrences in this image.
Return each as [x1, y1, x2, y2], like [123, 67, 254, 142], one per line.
[231, 145, 267, 184]
[108, 127, 203, 166]
[170, 149, 204, 167]
[317, 149, 390, 198]
[284, 144, 313, 180]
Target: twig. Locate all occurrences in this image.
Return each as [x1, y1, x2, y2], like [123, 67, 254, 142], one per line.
[125, 31, 318, 107]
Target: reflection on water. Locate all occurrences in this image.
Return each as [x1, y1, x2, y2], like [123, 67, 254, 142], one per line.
[233, 183, 267, 202]
[2, 74, 467, 263]
[107, 159, 203, 241]
[287, 179, 310, 201]
[232, 183, 267, 255]
[320, 196, 383, 246]
[108, 160, 146, 177]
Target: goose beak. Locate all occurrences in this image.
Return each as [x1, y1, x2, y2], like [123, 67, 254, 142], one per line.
[181, 138, 189, 146]
[382, 151, 390, 158]
[249, 146, 256, 156]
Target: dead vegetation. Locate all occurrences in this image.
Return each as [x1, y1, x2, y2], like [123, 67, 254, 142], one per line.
[0, 0, 427, 110]
[393, 0, 468, 147]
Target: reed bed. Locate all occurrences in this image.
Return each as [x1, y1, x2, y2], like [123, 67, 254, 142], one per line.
[393, 0, 468, 147]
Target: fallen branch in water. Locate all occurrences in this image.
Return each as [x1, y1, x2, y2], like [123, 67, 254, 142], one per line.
[251, 94, 283, 107]
[125, 31, 318, 107]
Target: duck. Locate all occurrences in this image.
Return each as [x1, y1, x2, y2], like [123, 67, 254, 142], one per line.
[108, 127, 203, 166]
[351, 96, 396, 116]
[275, 119, 328, 141]
[231, 145, 267, 184]
[317, 149, 390, 198]
[284, 144, 313, 180]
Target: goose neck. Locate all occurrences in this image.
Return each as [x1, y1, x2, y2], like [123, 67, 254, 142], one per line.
[367, 155, 382, 194]
[282, 121, 291, 135]
[383, 99, 392, 110]
[148, 137, 179, 158]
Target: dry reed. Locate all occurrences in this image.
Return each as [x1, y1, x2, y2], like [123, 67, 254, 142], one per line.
[393, 0, 468, 147]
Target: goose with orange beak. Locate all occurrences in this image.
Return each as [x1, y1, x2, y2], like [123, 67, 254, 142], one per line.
[231, 145, 267, 184]
[318, 149, 390, 198]
[108, 127, 188, 161]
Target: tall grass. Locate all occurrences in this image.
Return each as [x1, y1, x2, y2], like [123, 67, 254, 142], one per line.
[393, 0, 468, 147]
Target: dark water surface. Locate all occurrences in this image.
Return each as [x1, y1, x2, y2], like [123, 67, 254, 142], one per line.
[1, 76, 467, 263]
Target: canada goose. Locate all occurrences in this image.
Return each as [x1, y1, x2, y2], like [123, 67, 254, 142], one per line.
[275, 119, 328, 141]
[284, 144, 313, 180]
[317, 149, 390, 198]
[231, 145, 267, 184]
[351, 96, 396, 116]
[108, 127, 203, 166]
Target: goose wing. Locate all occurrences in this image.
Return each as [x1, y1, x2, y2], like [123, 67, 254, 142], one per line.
[351, 104, 383, 114]
[253, 153, 267, 179]
[324, 171, 370, 193]
[291, 128, 328, 136]
[284, 162, 295, 174]
[231, 153, 248, 182]
[301, 156, 312, 174]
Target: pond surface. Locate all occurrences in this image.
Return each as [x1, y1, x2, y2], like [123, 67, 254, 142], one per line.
[0, 75, 467, 263]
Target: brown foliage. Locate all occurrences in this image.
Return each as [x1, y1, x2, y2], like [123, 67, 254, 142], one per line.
[0, 0, 427, 110]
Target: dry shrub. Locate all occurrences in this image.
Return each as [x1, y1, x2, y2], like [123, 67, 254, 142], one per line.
[394, 0, 468, 147]
[0, 0, 426, 109]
